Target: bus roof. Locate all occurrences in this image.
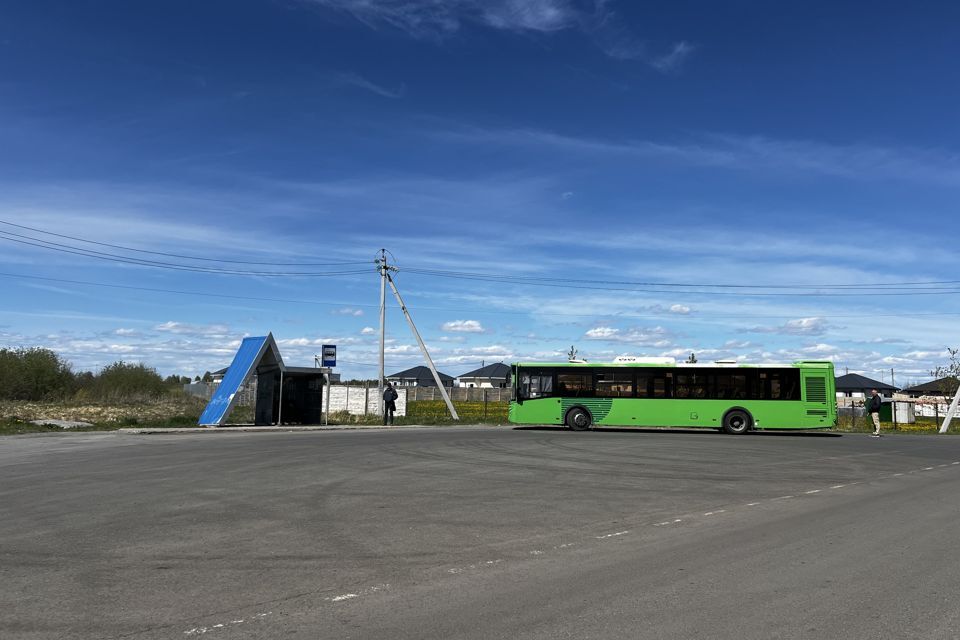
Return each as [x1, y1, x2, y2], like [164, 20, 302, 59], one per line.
[512, 360, 834, 369]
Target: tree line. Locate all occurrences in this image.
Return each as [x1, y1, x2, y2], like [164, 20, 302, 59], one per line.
[0, 347, 196, 402]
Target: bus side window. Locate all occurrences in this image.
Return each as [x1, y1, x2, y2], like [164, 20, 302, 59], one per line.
[541, 375, 554, 395]
[636, 375, 649, 398]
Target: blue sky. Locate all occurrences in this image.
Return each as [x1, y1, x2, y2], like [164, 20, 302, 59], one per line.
[2, 0, 959, 385]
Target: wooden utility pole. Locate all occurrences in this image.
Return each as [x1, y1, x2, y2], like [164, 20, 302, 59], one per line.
[377, 249, 387, 419]
[375, 250, 459, 421]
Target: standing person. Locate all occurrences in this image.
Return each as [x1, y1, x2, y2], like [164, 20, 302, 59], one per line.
[383, 382, 398, 426]
[867, 389, 883, 437]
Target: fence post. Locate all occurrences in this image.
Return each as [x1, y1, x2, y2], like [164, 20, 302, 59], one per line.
[483, 388, 488, 422]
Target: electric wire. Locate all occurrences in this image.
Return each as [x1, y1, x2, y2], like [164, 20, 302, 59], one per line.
[401, 266, 960, 290]
[0, 219, 370, 266]
[4, 271, 960, 320]
[0, 232, 372, 277]
[4, 220, 960, 293]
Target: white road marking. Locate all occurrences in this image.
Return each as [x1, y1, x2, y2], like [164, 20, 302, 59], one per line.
[746, 502, 759, 507]
[529, 550, 544, 555]
[772, 495, 795, 500]
[893, 473, 903, 477]
[185, 612, 272, 635]
[596, 530, 630, 539]
[331, 593, 358, 602]
[923, 467, 934, 471]
[804, 490, 821, 494]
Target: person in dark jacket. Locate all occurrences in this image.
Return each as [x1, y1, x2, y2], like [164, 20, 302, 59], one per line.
[383, 383, 398, 425]
[867, 389, 882, 437]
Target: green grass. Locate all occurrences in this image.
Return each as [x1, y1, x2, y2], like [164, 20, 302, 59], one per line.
[404, 400, 508, 424]
[832, 414, 956, 434]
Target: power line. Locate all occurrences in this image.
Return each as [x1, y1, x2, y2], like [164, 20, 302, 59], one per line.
[401, 266, 960, 290]
[0, 219, 370, 266]
[4, 271, 960, 320]
[399, 267, 960, 297]
[6, 219, 960, 293]
[0, 231, 372, 277]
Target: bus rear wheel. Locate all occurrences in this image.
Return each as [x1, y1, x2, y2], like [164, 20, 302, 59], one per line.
[722, 410, 751, 435]
[566, 407, 592, 431]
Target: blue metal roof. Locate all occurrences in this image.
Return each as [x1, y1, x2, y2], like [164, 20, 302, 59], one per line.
[198, 334, 284, 426]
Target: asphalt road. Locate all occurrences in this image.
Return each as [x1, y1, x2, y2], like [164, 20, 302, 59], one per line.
[3, 427, 960, 640]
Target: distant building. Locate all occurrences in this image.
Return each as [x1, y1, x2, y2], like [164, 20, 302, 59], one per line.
[900, 377, 959, 398]
[456, 363, 511, 388]
[387, 365, 454, 387]
[835, 373, 898, 398]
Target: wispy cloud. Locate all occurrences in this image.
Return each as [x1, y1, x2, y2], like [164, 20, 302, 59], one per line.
[748, 317, 832, 336]
[436, 126, 960, 186]
[334, 71, 405, 99]
[583, 325, 673, 346]
[154, 321, 233, 338]
[308, 1, 693, 71]
[333, 307, 365, 317]
[649, 41, 695, 73]
[585, 3, 694, 72]
[309, 0, 578, 37]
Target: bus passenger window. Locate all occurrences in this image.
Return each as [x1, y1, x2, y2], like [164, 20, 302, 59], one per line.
[558, 374, 593, 397]
[636, 376, 649, 398]
[652, 377, 668, 398]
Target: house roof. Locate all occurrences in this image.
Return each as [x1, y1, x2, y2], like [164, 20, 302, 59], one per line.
[835, 373, 898, 391]
[458, 362, 511, 379]
[387, 365, 453, 384]
[901, 377, 959, 394]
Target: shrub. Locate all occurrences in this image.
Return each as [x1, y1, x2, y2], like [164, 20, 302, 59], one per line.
[77, 361, 168, 402]
[0, 347, 75, 401]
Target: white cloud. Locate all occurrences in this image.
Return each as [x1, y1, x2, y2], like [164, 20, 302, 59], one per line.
[114, 328, 138, 336]
[649, 41, 695, 73]
[669, 304, 691, 315]
[311, 0, 578, 37]
[333, 307, 365, 317]
[153, 321, 232, 337]
[585, 326, 619, 339]
[437, 126, 960, 187]
[360, 326, 377, 335]
[334, 72, 405, 99]
[442, 319, 486, 333]
[309, 1, 691, 71]
[583, 325, 672, 346]
[749, 317, 830, 336]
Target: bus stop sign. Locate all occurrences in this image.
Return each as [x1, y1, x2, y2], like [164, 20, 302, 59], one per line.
[321, 344, 336, 367]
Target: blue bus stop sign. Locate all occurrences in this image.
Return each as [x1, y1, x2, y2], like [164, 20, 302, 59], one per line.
[322, 344, 336, 367]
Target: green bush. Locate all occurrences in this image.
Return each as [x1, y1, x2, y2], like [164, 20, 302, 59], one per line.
[76, 361, 167, 402]
[0, 347, 75, 401]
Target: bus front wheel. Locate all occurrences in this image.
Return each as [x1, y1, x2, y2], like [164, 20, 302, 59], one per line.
[566, 407, 592, 431]
[722, 410, 751, 435]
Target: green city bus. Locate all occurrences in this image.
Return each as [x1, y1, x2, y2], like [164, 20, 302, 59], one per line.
[509, 358, 836, 433]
